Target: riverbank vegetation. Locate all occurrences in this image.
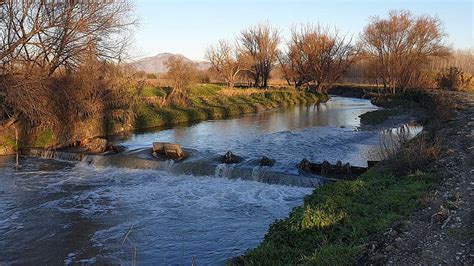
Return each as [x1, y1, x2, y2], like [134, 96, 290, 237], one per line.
[134, 84, 326, 130]
[236, 90, 453, 264]
[239, 170, 439, 264]
[1, 1, 472, 153]
[0, 0, 139, 152]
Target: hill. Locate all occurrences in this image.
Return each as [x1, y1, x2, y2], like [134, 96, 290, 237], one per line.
[131, 53, 210, 73]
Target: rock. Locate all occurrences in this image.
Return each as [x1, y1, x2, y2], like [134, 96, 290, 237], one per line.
[259, 156, 275, 167]
[82, 138, 108, 153]
[321, 160, 331, 175]
[344, 162, 352, 175]
[153, 142, 184, 158]
[107, 144, 125, 154]
[299, 158, 312, 172]
[222, 151, 241, 164]
[369, 253, 386, 263]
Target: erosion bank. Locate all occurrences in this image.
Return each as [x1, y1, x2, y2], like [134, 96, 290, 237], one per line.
[235, 90, 472, 264]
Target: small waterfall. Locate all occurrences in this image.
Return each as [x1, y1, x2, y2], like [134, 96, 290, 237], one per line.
[26, 148, 326, 188]
[161, 160, 175, 171]
[27, 149, 85, 161]
[81, 154, 161, 169]
[214, 163, 236, 178]
[213, 163, 325, 188]
[251, 166, 270, 181]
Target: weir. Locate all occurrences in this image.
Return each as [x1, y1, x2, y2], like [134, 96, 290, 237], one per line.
[24, 147, 328, 188]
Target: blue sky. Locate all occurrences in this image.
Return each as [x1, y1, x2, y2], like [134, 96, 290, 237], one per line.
[133, 0, 473, 60]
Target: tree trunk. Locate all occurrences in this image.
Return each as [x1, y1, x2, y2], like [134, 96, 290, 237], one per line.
[263, 75, 268, 88]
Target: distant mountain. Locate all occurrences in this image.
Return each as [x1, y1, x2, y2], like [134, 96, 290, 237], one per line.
[131, 53, 210, 74]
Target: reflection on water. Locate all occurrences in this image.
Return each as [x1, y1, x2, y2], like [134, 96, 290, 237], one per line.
[0, 97, 420, 264]
[115, 96, 379, 151]
[115, 97, 381, 171]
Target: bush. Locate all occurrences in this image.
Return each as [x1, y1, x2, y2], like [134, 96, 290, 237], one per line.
[381, 132, 442, 176]
[436, 67, 472, 91]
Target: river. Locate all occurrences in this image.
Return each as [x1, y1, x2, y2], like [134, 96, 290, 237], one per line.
[0, 97, 419, 264]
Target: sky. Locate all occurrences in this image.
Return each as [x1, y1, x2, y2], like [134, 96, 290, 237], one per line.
[133, 0, 473, 61]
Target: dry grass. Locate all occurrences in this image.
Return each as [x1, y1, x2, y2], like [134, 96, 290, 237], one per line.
[218, 88, 265, 96]
[380, 130, 442, 176]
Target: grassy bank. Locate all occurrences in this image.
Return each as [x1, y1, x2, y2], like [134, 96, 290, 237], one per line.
[239, 169, 438, 264]
[0, 84, 326, 154]
[134, 84, 327, 130]
[237, 89, 452, 265]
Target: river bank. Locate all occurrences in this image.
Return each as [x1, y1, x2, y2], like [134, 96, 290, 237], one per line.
[0, 85, 327, 155]
[360, 91, 474, 264]
[236, 89, 473, 264]
[134, 85, 327, 130]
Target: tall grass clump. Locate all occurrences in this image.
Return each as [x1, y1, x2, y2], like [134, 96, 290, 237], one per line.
[380, 131, 442, 177]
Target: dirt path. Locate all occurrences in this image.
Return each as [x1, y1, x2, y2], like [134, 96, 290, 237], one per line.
[361, 92, 474, 264]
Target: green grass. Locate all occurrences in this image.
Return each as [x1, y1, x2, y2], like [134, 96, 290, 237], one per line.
[239, 169, 437, 265]
[141, 86, 167, 97]
[32, 128, 55, 148]
[186, 83, 223, 96]
[135, 85, 325, 130]
[0, 134, 16, 151]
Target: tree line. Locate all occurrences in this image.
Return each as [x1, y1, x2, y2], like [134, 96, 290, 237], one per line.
[203, 10, 471, 93]
[1, 3, 472, 138]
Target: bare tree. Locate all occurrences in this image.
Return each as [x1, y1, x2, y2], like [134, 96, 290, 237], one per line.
[286, 24, 359, 92]
[0, 0, 136, 76]
[429, 49, 474, 75]
[206, 40, 244, 88]
[240, 23, 280, 88]
[0, 0, 137, 131]
[165, 56, 197, 94]
[360, 10, 450, 93]
[277, 50, 299, 87]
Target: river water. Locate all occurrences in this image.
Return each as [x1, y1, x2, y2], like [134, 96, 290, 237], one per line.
[0, 97, 419, 264]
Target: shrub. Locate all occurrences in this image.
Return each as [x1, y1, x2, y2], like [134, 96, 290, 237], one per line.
[381, 132, 442, 176]
[436, 67, 472, 91]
